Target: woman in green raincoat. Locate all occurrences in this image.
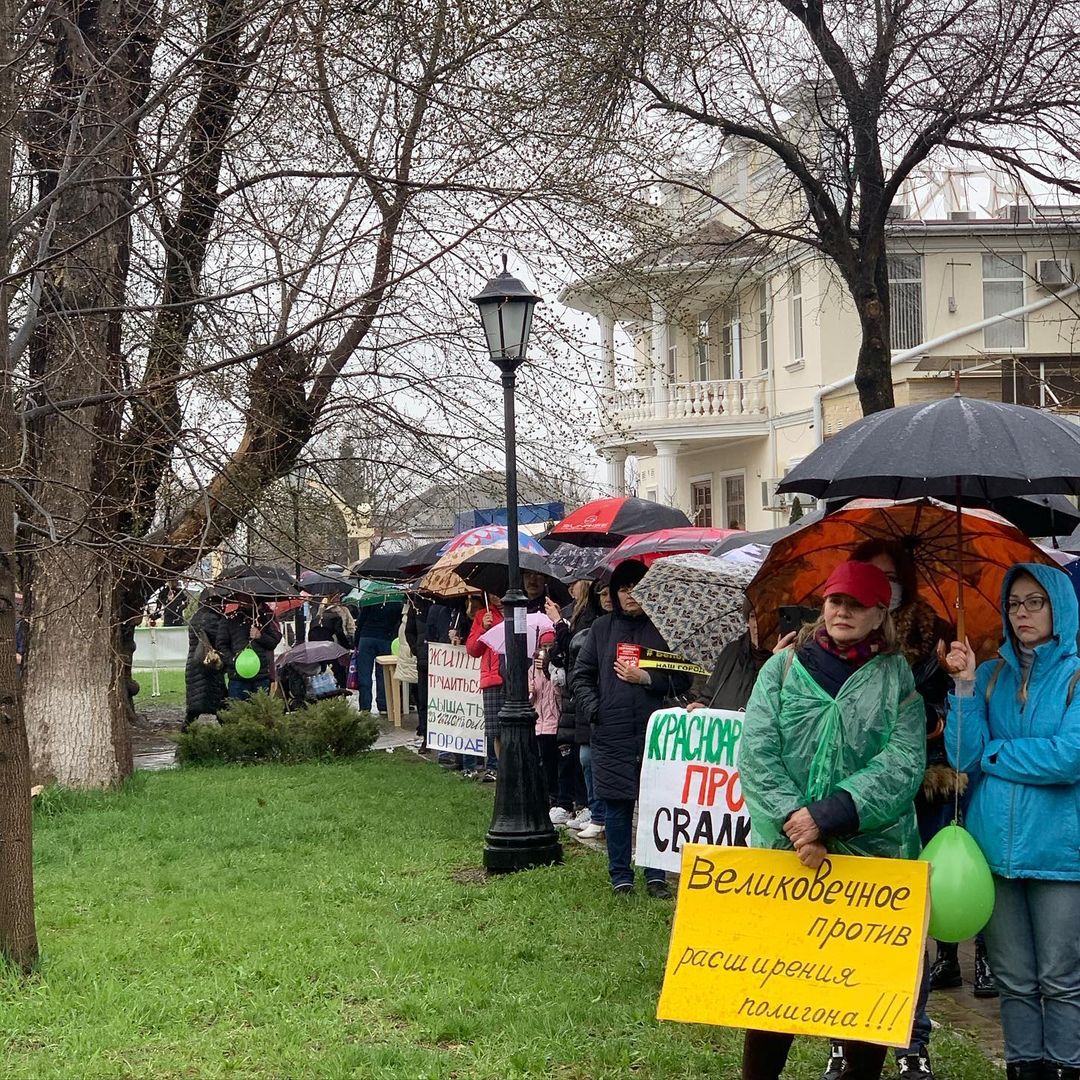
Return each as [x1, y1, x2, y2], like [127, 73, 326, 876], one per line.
[739, 560, 926, 1080]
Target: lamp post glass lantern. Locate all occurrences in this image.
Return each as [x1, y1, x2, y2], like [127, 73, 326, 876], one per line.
[289, 464, 308, 644]
[470, 258, 562, 872]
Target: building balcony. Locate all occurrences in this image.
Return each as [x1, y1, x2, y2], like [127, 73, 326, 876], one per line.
[597, 374, 771, 452]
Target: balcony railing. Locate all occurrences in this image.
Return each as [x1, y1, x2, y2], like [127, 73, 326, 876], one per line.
[608, 375, 769, 426]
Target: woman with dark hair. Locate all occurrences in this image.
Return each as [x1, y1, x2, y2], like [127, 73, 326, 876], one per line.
[571, 560, 692, 897]
[740, 561, 926, 1080]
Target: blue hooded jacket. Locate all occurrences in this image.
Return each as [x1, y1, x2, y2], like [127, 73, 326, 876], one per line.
[946, 562, 1080, 881]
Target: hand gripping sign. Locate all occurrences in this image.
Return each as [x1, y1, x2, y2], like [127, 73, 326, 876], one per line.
[657, 846, 930, 1048]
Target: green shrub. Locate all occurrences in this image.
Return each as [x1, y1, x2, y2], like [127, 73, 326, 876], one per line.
[176, 693, 380, 766]
[217, 689, 287, 727]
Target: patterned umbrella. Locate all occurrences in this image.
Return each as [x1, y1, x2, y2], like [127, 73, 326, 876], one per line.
[417, 525, 545, 598]
[634, 554, 758, 671]
[597, 527, 744, 575]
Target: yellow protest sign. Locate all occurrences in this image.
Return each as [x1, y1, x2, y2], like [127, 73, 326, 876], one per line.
[657, 846, 929, 1048]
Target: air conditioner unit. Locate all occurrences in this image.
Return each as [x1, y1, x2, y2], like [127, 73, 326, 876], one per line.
[886, 203, 911, 221]
[1037, 259, 1073, 289]
[997, 203, 1032, 223]
[949, 210, 974, 222]
[761, 478, 795, 510]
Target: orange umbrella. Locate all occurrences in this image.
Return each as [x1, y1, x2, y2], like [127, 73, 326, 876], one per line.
[747, 498, 1058, 661]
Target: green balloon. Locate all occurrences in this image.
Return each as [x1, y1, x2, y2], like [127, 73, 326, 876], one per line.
[918, 824, 995, 942]
[390, 637, 400, 656]
[235, 647, 261, 679]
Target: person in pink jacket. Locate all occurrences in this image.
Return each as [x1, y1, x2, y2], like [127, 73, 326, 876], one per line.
[465, 597, 503, 781]
[530, 629, 561, 806]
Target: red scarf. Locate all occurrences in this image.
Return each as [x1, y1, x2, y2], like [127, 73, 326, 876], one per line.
[813, 625, 886, 666]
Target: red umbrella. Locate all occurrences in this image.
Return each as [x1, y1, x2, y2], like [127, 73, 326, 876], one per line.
[597, 527, 744, 573]
[545, 497, 691, 547]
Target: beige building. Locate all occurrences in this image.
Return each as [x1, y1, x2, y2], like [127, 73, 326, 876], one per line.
[563, 163, 1080, 531]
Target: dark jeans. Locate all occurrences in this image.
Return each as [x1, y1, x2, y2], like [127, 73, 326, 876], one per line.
[416, 665, 428, 738]
[605, 797, 664, 888]
[899, 949, 933, 1056]
[555, 742, 588, 812]
[579, 744, 605, 825]
[228, 675, 270, 700]
[537, 734, 559, 803]
[742, 1030, 887, 1079]
[355, 636, 391, 712]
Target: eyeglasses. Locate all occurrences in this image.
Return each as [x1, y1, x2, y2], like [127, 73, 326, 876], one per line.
[1006, 595, 1048, 615]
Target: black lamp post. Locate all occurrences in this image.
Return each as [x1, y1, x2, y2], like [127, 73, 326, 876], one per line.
[289, 463, 308, 645]
[471, 257, 562, 873]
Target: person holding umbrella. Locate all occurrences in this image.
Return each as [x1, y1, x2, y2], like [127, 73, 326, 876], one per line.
[739, 561, 925, 1080]
[945, 564, 1080, 1080]
[571, 559, 692, 898]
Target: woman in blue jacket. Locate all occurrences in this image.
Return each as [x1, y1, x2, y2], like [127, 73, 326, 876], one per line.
[945, 563, 1080, 1080]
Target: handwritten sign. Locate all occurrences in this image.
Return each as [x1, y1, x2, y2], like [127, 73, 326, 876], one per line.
[425, 644, 485, 756]
[635, 708, 750, 874]
[658, 846, 929, 1048]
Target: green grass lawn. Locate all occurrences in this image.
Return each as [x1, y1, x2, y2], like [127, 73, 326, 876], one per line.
[1, 755, 1003, 1079]
[133, 668, 186, 710]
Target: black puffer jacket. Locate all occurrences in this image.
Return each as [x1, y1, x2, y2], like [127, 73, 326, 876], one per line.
[221, 606, 282, 679]
[571, 563, 691, 801]
[184, 605, 230, 716]
[690, 632, 770, 712]
[551, 599, 600, 746]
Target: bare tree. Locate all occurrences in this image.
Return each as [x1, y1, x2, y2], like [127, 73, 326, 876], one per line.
[6, 0, 611, 790]
[551, 0, 1080, 414]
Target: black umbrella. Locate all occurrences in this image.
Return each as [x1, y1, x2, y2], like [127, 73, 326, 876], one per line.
[455, 549, 571, 605]
[710, 508, 826, 556]
[298, 569, 354, 597]
[216, 563, 300, 598]
[350, 551, 411, 583]
[397, 539, 452, 576]
[778, 396, 1080, 502]
[777, 395, 1080, 641]
[979, 494, 1080, 538]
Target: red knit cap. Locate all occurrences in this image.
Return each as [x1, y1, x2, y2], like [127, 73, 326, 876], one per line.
[822, 561, 891, 609]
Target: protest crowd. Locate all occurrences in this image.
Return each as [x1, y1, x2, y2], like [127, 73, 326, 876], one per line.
[138, 401, 1080, 1080]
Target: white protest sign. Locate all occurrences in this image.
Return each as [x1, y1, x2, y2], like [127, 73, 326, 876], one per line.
[635, 707, 750, 874]
[425, 644, 485, 756]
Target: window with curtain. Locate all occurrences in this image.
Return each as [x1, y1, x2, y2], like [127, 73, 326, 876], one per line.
[983, 253, 1026, 349]
[723, 474, 746, 529]
[758, 283, 770, 371]
[691, 480, 713, 527]
[888, 255, 923, 351]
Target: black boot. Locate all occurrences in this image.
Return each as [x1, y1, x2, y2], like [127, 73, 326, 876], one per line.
[928, 942, 962, 990]
[973, 939, 998, 998]
[1005, 1063, 1045, 1080]
[1043, 1065, 1080, 1080]
[821, 1042, 845, 1080]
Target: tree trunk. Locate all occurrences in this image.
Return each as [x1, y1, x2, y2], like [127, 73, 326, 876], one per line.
[0, 0, 39, 969]
[21, 0, 156, 787]
[853, 251, 896, 415]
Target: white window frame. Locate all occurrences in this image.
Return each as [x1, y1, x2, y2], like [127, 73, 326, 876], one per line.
[791, 268, 804, 361]
[758, 283, 770, 372]
[720, 470, 747, 530]
[666, 343, 678, 381]
[983, 253, 1026, 350]
[888, 254, 923, 352]
[721, 308, 743, 380]
[696, 319, 712, 380]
